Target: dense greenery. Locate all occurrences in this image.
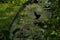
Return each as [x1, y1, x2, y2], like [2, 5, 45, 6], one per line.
[0, 0, 60, 40]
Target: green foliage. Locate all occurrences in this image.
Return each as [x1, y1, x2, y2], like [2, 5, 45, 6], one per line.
[0, 0, 60, 40]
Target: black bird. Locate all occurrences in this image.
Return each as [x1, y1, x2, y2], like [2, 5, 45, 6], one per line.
[34, 0, 38, 3]
[29, 0, 38, 4]
[34, 12, 41, 19]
